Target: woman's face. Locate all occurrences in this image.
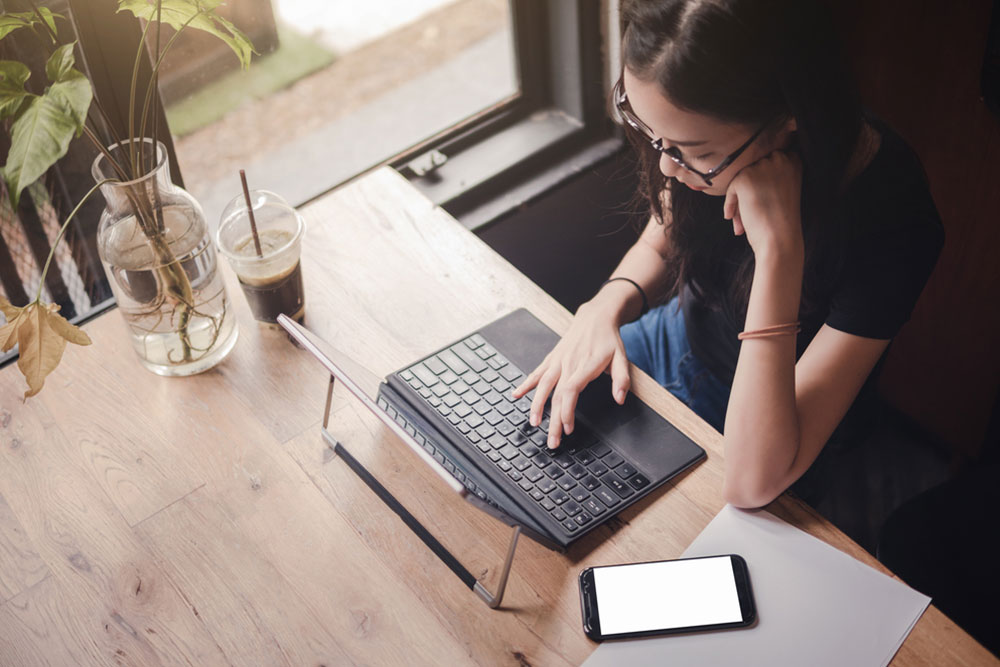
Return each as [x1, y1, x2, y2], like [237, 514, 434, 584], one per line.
[622, 68, 791, 197]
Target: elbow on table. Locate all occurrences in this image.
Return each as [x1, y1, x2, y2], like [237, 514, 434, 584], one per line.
[721, 471, 788, 510]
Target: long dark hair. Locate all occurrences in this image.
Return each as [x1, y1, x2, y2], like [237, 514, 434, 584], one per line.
[621, 0, 864, 322]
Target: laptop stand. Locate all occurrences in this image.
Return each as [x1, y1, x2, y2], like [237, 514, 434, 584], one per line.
[322, 375, 522, 609]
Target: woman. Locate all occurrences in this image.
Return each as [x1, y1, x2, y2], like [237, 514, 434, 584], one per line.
[512, 0, 943, 509]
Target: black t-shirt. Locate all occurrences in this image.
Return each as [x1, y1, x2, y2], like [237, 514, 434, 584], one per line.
[683, 118, 944, 386]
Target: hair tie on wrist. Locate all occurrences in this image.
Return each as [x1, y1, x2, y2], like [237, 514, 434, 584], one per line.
[600, 277, 649, 316]
[737, 322, 801, 340]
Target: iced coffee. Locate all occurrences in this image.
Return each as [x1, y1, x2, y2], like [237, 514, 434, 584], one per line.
[217, 191, 306, 325]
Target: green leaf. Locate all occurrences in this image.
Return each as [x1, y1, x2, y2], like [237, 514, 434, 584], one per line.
[45, 43, 76, 83]
[1, 74, 92, 209]
[0, 13, 32, 41]
[0, 9, 60, 41]
[117, 0, 256, 69]
[0, 60, 32, 120]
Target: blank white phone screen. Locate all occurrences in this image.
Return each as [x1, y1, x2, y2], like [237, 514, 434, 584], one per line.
[593, 556, 743, 635]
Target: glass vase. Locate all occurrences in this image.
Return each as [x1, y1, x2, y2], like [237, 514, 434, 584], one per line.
[92, 139, 238, 376]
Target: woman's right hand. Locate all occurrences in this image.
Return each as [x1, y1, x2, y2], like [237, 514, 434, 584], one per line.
[511, 286, 635, 449]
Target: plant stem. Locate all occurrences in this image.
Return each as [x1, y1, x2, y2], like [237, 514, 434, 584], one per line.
[34, 178, 113, 303]
[137, 10, 208, 154]
[128, 16, 155, 177]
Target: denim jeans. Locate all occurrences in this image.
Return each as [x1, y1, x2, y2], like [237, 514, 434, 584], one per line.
[619, 297, 731, 433]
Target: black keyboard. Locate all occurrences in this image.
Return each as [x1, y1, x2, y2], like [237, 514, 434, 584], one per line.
[386, 333, 652, 537]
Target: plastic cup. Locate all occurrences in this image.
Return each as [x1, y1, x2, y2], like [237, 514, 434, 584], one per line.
[217, 190, 306, 325]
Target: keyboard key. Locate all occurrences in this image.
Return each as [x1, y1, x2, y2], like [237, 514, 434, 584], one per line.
[491, 378, 511, 394]
[629, 474, 651, 490]
[554, 454, 574, 469]
[472, 380, 492, 395]
[524, 466, 544, 483]
[473, 401, 492, 416]
[506, 468, 523, 482]
[575, 450, 596, 465]
[484, 411, 504, 426]
[557, 477, 577, 492]
[574, 512, 594, 526]
[465, 413, 484, 429]
[452, 344, 488, 372]
[495, 400, 515, 416]
[500, 365, 522, 383]
[481, 368, 500, 383]
[453, 403, 473, 419]
[467, 334, 486, 349]
[507, 411, 527, 426]
[442, 393, 461, 408]
[499, 445, 519, 460]
[497, 460, 512, 472]
[447, 414, 462, 426]
[496, 420, 516, 437]
[475, 440, 491, 453]
[545, 466, 565, 480]
[570, 487, 589, 503]
[426, 357, 448, 375]
[533, 455, 552, 469]
[512, 456, 531, 471]
[438, 349, 470, 375]
[431, 384, 450, 397]
[487, 434, 506, 450]
[563, 500, 583, 517]
[476, 424, 494, 439]
[538, 478, 557, 494]
[487, 357, 505, 370]
[603, 452, 625, 469]
[540, 498, 556, 511]
[460, 370, 479, 386]
[617, 463, 637, 479]
[466, 431, 481, 444]
[581, 475, 601, 491]
[568, 464, 588, 480]
[486, 450, 501, 462]
[428, 396, 442, 408]
[587, 461, 609, 477]
[591, 442, 612, 457]
[521, 444, 541, 458]
[606, 476, 635, 499]
[483, 391, 503, 406]
[510, 430, 528, 445]
[412, 364, 440, 386]
[550, 490, 569, 505]
[514, 397, 532, 413]
[530, 489, 545, 501]
[476, 347, 495, 360]
[583, 498, 607, 516]
[439, 370, 459, 385]
[418, 387, 433, 399]
[518, 478, 533, 492]
[451, 381, 471, 396]
[399, 370, 415, 383]
[530, 432, 548, 447]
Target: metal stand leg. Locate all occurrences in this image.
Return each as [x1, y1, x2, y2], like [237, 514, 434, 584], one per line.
[320, 372, 522, 610]
[474, 525, 521, 608]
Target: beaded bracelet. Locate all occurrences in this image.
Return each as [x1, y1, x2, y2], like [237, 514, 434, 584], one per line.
[600, 277, 650, 316]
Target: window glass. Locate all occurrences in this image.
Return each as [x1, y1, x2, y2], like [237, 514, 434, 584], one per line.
[158, 0, 518, 223]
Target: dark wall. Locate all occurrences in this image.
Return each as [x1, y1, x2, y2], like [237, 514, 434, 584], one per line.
[830, 0, 1000, 458]
[476, 148, 643, 313]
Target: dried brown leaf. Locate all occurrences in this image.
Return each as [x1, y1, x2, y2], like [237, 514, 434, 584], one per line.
[0, 296, 24, 352]
[44, 302, 91, 346]
[10, 301, 89, 398]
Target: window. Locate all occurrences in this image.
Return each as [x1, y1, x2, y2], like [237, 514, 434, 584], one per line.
[1, 0, 617, 366]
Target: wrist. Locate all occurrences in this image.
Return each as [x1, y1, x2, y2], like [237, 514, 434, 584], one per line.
[586, 280, 644, 325]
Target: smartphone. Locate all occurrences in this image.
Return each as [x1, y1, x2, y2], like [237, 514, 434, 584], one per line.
[579, 554, 756, 641]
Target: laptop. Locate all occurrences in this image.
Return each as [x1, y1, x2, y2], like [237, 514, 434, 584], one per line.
[281, 308, 705, 551]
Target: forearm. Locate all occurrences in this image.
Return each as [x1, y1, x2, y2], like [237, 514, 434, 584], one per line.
[588, 219, 672, 325]
[723, 246, 804, 507]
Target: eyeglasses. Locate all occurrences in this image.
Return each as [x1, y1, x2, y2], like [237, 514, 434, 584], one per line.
[613, 79, 770, 187]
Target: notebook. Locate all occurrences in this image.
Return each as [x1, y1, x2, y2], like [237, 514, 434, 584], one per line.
[282, 308, 705, 551]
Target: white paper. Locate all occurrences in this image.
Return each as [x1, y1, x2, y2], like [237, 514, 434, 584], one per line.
[582, 505, 931, 667]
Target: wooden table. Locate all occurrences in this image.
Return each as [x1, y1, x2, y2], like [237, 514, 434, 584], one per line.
[0, 167, 994, 666]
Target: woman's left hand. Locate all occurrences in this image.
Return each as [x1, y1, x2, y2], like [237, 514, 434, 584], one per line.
[723, 151, 804, 258]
